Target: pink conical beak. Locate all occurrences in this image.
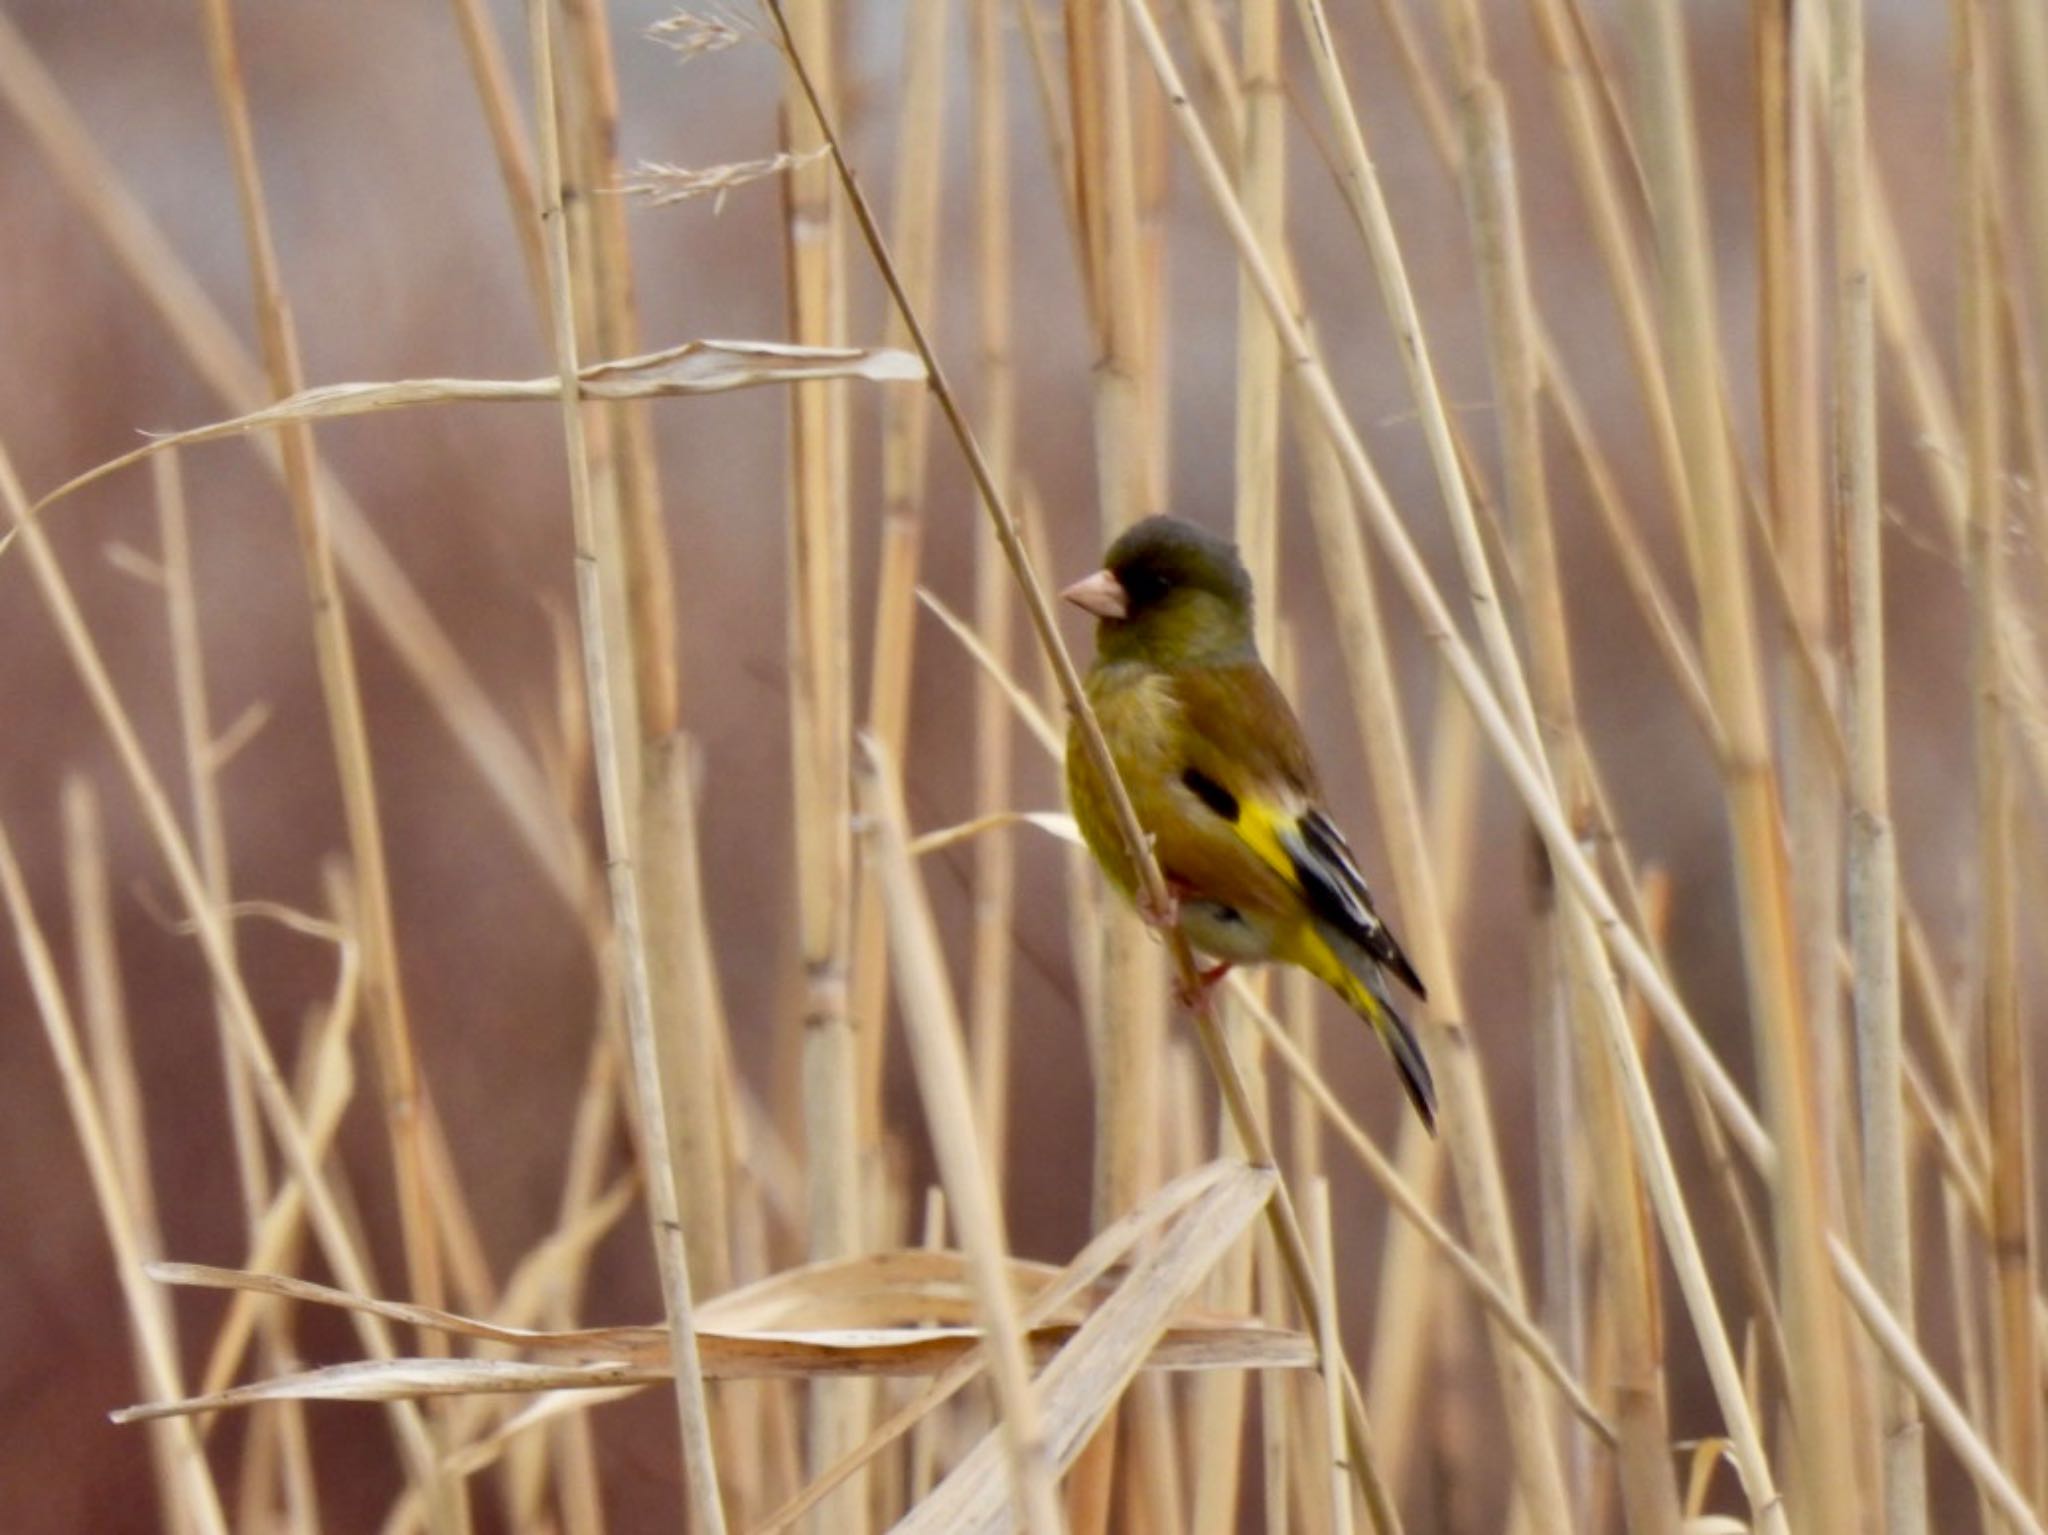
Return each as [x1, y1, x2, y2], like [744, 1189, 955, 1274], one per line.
[1061, 568, 1128, 620]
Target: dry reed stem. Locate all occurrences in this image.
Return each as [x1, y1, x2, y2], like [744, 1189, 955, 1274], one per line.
[0, 13, 588, 916]
[850, 0, 953, 1161]
[0, 442, 454, 1524]
[968, 0, 1022, 1188]
[862, 737, 1065, 1535]
[761, 14, 1396, 1522]
[196, 0, 447, 1353]
[0, 820, 231, 1535]
[527, 3, 726, 1527]
[1829, 0, 1927, 1524]
[1956, 0, 2041, 1513]
[55, 784, 216, 1534]
[1117, 6, 1801, 1524]
[1622, 0, 1862, 1525]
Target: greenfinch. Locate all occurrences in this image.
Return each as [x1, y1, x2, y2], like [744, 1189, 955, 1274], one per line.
[1062, 515, 1436, 1131]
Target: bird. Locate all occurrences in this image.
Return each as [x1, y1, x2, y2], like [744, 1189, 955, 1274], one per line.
[1061, 514, 1436, 1131]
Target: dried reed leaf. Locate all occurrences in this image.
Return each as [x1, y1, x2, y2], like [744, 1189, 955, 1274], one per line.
[908, 811, 1081, 859]
[22, 341, 924, 526]
[891, 1158, 1282, 1535]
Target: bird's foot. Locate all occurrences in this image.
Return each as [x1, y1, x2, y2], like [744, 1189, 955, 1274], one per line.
[1175, 961, 1234, 1010]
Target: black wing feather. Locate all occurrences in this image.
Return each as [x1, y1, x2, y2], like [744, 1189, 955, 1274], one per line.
[1285, 811, 1427, 1001]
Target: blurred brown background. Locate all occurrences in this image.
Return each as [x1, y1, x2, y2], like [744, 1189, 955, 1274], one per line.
[0, 0, 1986, 1529]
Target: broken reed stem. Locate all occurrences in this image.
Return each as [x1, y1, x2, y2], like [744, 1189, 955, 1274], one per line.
[1829, 0, 1927, 1524]
[0, 442, 454, 1528]
[526, 4, 726, 1529]
[0, 819, 230, 1535]
[860, 739, 1064, 1535]
[1956, 0, 2041, 1512]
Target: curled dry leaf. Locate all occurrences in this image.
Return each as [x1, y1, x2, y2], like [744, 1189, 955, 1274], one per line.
[114, 1159, 1310, 1428]
[27, 341, 925, 524]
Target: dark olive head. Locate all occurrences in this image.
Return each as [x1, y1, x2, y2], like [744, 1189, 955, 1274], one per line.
[1062, 515, 1256, 666]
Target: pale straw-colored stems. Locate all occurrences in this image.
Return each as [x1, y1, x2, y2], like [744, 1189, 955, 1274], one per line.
[0, 14, 586, 920]
[197, 0, 446, 1343]
[850, 0, 952, 1160]
[763, 9, 1393, 1519]
[768, 5, 867, 1528]
[859, 738, 1064, 1535]
[1830, 0, 1927, 1524]
[969, 0, 1021, 1184]
[1955, 0, 2040, 1512]
[1122, 3, 1798, 1523]
[1625, 0, 1862, 1523]
[526, 3, 725, 1528]
[56, 784, 224, 1532]
[0, 442, 454, 1527]
[0, 819, 230, 1535]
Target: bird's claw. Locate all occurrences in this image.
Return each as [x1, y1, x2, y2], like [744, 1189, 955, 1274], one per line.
[1174, 961, 1234, 1010]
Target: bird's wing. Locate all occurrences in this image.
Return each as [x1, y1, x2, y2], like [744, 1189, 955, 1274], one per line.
[1169, 663, 1427, 1001]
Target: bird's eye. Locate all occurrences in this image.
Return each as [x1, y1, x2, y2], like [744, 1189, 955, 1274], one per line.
[1120, 566, 1169, 608]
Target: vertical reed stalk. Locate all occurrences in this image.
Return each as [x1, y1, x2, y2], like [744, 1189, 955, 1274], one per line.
[1831, 0, 1927, 1523]
[196, 0, 444, 1332]
[862, 739, 1065, 1535]
[1957, 0, 2040, 1513]
[1624, 0, 1861, 1525]
[969, 0, 1021, 1179]
[773, 4, 866, 1526]
[0, 443, 455, 1529]
[527, 5, 726, 1527]
[0, 820, 230, 1535]
[851, 0, 952, 1156]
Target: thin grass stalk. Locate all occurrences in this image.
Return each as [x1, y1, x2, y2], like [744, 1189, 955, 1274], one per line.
[1622, 1, 1862, 1525]
[195, 0, 445, 1335]
[444, 0, 550, 322]
[526, 7, 726, 1528]
[764, 13, 1399, 1521]
[1439, 12, 1670, 1527]
[1830, 0, 1927, 1524]
[1307, 1182, 1353, 1535]
[860, 737, 1064, 1535]
[771, 4, 866, 1526]
[1756, 0, 1850, 1237]
[642, 737, 734, 1298]
[850, 0, 952, 1158]
[558, 0, 677, 742]
[1286, 428, 1461, 1490]
[160, 446, 321, 1528]
[1956, 0, 2041, 1512]
[1120, 8, 1800, 1524]
[1291, 4, 1606, 1523]
[59, 781, 205, 1535]
[0, 14, 587, 914]
[0, 445, 453, 1525]
[970, 0, 1021, 1183]
[2008, 0, 2048, 598]
[0, 820, 230, 1535]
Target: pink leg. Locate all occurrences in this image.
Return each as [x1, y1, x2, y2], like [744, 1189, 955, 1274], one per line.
[1175, 960, 1234, 1010]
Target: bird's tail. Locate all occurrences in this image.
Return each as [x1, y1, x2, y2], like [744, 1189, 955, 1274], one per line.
[1329, 949, 1437, 1134]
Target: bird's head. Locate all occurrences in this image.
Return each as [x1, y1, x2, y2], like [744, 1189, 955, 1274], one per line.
[1061, 515, 1256, 666]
